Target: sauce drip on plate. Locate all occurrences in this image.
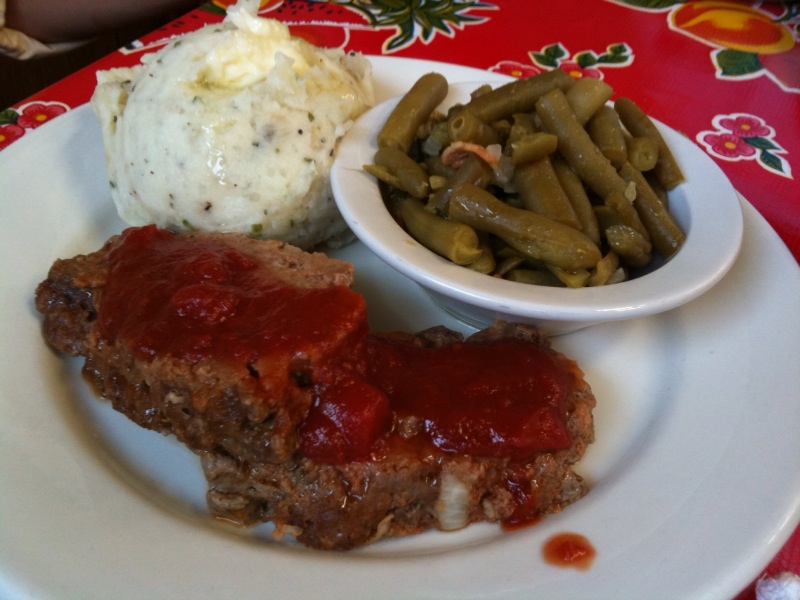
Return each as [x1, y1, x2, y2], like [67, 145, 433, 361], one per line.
[542, 533, 596, 571]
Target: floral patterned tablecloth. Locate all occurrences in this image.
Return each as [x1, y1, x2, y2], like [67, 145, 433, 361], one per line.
[1, 1, 798, 597]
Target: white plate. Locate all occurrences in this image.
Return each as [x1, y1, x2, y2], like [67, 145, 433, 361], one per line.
[1, 56, 799, 600]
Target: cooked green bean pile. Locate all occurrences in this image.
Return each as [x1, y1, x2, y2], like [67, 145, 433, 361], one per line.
[364, 71, 686, 287]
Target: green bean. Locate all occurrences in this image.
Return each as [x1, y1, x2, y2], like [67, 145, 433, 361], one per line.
[467, 232, 496, 274]
[373, 146, 429, 199]
[587, 105, 627, 168]
[372, 75, 689, 287]
[429, 174, 447, 191]
[397, 196, 483, 265]
[614, 96, 685, 189]
[427, 153, 494, 213]
[513, 157, 581, 229]
[447, 109, 500, 146]
[506, 113, 540, 148]
[593, 204, 626, 232]
[494, 242, 525, 258]
[588, 251, 621, 287]
[551, 156, 601, 246]
[605, 190, 650, 242]
[564, 76, 614, 125]
[494, 254, 526, 277]
[363, 164, 401, 191]
[605, 224, 652, 268]
[546, 264, 591, 288]
[535, 87, 630, 200]
[506, 268, 564, 286]
[425, 154, 454, 179]
[509, 132, 558, 165]
[469, 83, 494, 99]
[626, 136, 659, 172]
[619, 162, 686, 258]
[490, 118, 512, 142]
[462, 69, 574, 123]
[645, 171, 669, 208]
[448, 182, 602, 271]
[377, 72, 449, 152]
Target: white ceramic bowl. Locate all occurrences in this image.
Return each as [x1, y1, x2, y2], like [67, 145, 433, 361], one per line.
[331, 81, 744, 335]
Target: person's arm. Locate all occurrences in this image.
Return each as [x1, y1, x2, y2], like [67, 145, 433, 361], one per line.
[4, 0, 202, 44]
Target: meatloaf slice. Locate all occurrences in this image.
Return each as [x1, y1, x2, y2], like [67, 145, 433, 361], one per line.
[202, 322, 595, 550]
[36, 228, 596, 550]
[35, 226, 361, 464]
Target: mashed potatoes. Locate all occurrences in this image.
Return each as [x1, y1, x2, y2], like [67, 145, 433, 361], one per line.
[91, 0, 374, 248]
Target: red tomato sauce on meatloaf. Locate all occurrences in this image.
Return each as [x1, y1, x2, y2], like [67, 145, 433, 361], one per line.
[98, 226, 573, 467]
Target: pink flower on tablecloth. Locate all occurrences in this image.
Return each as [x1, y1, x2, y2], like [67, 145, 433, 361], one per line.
[696, 112, 791, 178]
[15, 102, 69, 129]
[489, 60, 542, 79]
[717, 115, 773, 139]
[700, 132, 757, 158]
[557, 60, 604, 80]
[0, 124, 25, 150]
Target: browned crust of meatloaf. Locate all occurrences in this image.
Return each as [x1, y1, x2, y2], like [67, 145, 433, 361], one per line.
[34, 231, 355, 464]
[202, 322, 595, 550]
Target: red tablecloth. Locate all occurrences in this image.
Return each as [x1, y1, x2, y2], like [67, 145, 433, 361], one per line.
[2, 1, 798, 597]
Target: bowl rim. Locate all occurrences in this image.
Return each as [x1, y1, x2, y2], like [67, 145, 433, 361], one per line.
[331, 80, 744, 324]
